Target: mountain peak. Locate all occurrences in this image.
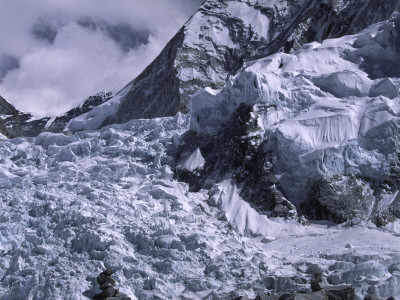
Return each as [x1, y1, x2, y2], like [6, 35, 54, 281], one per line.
[67, 0, 399, 132]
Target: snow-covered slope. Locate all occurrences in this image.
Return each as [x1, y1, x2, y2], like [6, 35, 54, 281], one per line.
[45, 92, 113, 133]
[67, 0, 399, 132]
[2, 2, 400, 300]
[0, 92, 113, 138]
[187, 13, 400, 224]
[1, 113, 400, 300]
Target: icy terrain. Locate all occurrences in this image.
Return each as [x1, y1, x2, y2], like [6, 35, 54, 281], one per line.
[189, 13, 400, 224]
[0, 113, 400, 300]
[1, 1, 400, 300]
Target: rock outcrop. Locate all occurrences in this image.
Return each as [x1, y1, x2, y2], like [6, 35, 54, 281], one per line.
[184, 13, 400, 225]
[93, 270, 131, 300]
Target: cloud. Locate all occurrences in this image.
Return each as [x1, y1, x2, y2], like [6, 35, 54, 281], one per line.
[0, 56, 20, 84]
[0, 0, 204, 117]
[77, 18, 151, 53]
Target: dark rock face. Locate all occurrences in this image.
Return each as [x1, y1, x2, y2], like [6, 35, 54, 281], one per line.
[310, 272, 324, 292]
[0, 95, 50, 138]
[0, 92, 112, 138]
[0, 95, 18, 115]
[103, 29, 185, 126]
[324, 286, 355, 300]
[302, 176, 374, 224]
[276, 286, 355, 300]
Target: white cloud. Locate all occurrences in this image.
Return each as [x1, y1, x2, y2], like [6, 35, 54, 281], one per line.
[0, 0, 203, 117]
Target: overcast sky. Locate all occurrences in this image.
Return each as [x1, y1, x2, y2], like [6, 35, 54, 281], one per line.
[0, 0, 204, 117]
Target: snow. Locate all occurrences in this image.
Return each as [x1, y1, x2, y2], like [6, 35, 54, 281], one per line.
[210, 179, 310, 237]
[177, 148, 205, 171]
[1, 113, 400, 299]
[66, 88, 128, 132]
[225, 1, 271, 40]
[1, 4, 400, 300]
[190, 14, 400, 202]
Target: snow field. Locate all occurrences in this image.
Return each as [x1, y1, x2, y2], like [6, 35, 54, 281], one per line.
[0, 113, 399, 299]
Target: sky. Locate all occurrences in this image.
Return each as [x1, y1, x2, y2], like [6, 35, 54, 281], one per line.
[0, 0, 204, 118]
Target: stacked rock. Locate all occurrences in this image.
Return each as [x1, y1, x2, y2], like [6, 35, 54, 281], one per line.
[310, 271, 324, 292]
[93, 270, 131, 300]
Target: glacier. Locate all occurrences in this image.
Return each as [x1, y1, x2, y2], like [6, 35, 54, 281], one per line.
[1, 113, 400, 300]
[1, 0, 400, 300]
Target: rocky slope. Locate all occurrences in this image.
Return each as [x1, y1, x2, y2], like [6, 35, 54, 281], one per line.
[67, 0, 400, 131]
[0, 92, 112, 138]
[0, 95, 50, 138]
[46, 92, 113, 133]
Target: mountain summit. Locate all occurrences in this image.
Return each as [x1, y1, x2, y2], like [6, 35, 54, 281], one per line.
[67, 0, 399, 131]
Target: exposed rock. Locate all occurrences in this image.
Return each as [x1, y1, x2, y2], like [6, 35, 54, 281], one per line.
[364, 294, 382, 300]
[97, 270, 116, 286]
[93, 270, 131, 300]
[0, 95, 18, 115]
[177, 103, 297, 218]
[93, 287, 116, 300]
[0, 92, 112, 138]
[301, 176, 374, 224]
[276, 285, 355, 300]
[324, 286, 355, 300]
[46, 91, 113, 133]
[310, 278, 323, 292]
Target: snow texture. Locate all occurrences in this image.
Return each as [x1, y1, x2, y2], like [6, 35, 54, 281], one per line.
[1, 112, 400, 300]
[191, 13, 400, 203]
[65, 0, 399, 131]
[1, 3, 400, 300]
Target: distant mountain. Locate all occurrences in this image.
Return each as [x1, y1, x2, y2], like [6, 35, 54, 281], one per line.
[46, 91, 113, 133]
[67, 0, 400, 131]
[0, 95, 50, 138]
[0, 92, 112, 138]
[0, 94, 18, 115]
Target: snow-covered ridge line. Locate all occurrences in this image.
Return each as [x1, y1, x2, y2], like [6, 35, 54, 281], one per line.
[67, 0, 399, 132]
[2, 2, 400, 300]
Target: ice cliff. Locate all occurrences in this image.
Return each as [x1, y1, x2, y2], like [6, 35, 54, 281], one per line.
[187, 13, 400, 225]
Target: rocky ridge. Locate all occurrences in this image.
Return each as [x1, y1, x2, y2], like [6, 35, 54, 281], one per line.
[0, 92, 112, 138]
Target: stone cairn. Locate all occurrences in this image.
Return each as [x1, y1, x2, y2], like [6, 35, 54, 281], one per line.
[93, 270, 131, 300]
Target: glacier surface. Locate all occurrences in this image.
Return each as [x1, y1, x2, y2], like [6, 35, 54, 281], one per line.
[1, 113, 400, 299]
